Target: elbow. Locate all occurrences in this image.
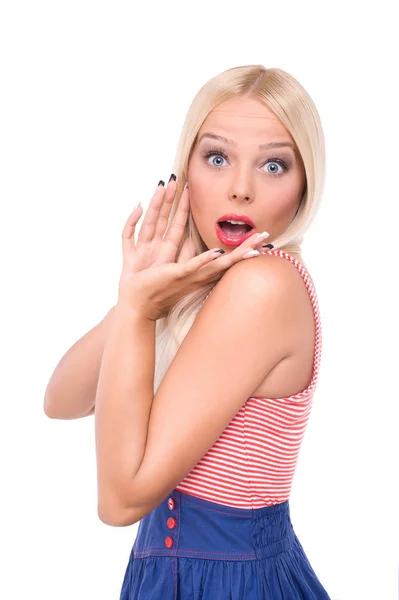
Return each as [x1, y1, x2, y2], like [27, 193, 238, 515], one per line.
[97, 487, 139, 527]
[43, 395, 59, 419]
[97, 508, 122, 527]
[43, 399, 65, 420]
[97, 502, 139, 527]
[43, 393, 94, 420]
[43, 386, 62, 419]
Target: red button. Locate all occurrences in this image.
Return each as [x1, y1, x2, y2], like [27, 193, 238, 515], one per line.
[167, 498, 175, 510]
[167, 517, 176, 529]
[165, 536, 173, 548]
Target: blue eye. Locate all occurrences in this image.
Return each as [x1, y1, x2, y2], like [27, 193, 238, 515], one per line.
[202, 149, 228, 169]
[201, 147, 290, 176]
[264, 160, 287, 176]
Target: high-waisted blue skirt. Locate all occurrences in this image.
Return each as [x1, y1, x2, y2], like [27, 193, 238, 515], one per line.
[120, 489, 331, 599]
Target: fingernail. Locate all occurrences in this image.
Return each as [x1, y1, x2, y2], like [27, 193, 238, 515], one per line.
[158, 180, 165, 187]
[169, 173, 176, 182]
[262, 243, 274, 249]
[242, 249, 260, 259]
[254, 231, 270, 244]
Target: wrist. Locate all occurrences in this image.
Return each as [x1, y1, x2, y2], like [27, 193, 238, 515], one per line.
[114, 300, 150, 324]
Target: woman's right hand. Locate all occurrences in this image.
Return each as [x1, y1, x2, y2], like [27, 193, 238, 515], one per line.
[118, 176, 197, 293]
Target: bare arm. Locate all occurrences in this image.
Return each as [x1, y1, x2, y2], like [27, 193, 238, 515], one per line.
[43, 306, 116, 420]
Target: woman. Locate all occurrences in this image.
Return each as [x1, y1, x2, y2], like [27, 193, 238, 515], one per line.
[45, 64, 331, 599]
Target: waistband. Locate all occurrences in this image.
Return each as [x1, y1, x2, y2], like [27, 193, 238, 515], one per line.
[132, 490, 296, 561]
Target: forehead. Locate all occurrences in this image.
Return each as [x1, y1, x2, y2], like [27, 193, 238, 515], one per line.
[198, 96, 291, 142]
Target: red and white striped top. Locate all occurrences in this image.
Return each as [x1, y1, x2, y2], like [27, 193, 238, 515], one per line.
[175, 249, 322, 509]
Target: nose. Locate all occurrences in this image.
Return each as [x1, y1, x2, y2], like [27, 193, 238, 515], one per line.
[231, 194, 250, 201]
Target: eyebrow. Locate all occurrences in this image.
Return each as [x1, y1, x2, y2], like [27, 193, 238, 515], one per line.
[198, 132, 297, 154]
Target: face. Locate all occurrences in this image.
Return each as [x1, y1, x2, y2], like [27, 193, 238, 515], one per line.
[187, 95, 306, 251]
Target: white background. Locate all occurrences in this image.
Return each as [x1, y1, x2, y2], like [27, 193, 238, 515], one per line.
[1, 1, 398, 599]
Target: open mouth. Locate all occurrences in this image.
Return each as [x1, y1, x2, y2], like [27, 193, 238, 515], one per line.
[215, 221, 255, 246]
[217, 221, 254, 237]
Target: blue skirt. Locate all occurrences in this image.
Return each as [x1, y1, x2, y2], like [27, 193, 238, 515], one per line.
[120, 489, 331, 599]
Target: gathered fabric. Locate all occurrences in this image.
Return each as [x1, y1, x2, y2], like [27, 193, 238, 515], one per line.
[120, 490, 331, 599]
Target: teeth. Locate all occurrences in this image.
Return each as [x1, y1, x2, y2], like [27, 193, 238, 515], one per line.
[225, 219, 248, 225]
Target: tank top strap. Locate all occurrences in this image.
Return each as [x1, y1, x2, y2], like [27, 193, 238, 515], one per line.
[263, 249, 319, 311]
[263, 248, 323, 395]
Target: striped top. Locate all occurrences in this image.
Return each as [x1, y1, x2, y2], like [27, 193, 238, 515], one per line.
[175, 249, 322, 509]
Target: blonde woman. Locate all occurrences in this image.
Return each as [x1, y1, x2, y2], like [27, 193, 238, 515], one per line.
[44, 65, 331, 599]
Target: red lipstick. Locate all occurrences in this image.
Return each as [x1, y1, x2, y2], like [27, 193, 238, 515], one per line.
[217, 214, 255, 228]
[215, 214, 256, 247]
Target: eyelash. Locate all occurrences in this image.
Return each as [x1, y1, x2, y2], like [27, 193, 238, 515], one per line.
[201, 146, 291, 175]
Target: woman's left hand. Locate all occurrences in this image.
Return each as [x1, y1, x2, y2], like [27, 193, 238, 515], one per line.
[117, 177, 270, 321]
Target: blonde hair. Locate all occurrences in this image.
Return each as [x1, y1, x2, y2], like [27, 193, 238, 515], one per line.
[154, 64, 326, 393]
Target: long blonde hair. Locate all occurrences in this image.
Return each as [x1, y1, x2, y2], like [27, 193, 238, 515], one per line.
[154, 64, 326, 393]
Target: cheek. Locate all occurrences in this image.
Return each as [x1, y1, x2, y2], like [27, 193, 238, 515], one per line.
[270, 175, 302, 206]
[190, 196, 212, 229]
[189, 167, 210, 195]
[188, 178, 214, 218]
[265, 189, 301, 226]
[268, 189, 295, 210]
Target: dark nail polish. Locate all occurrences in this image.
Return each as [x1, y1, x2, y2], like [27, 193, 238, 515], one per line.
[158, 180, 165, 187]
[214, 249, 225, 254]
[262, 243, 274, 249]
[168, 173, 176, 182]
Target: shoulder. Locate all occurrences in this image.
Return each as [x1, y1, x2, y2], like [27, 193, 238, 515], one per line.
[194, 252, 309, 357]
[209, 252, 307, 306]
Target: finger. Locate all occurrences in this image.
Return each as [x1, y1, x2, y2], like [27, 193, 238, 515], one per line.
[227, 229, 271, 256]
[136, 181, 168, 245]
[163, 184, 190, 247]
[121, 204, 143, 252]
[176, 227, 270, 276]
[180, 232, 271, 279]
[176, 245, 239, 279]
[176, 236, 197, 264]
[153, 177, 178, 241]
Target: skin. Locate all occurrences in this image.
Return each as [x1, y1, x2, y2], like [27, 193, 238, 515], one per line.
[95, 100, 317, 526]
[187, 95, 306, 256]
